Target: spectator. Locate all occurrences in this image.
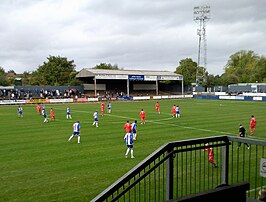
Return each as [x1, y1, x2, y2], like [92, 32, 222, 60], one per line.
[238, 124, 250, 149]
[258, 189, 266, 202]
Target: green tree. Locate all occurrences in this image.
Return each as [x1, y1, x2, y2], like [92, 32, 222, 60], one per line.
[175, 58, 197, 86]
[256, 56, 266, 82]
[205, 74, 222, 87]
[223, 50, 265, 84]
[25, 70, 41, 85]
[175, 58, 208, 86]
[6, 69, 16, 85]
[0, 67, 8, 86]
[93, 63, 119, 70]
[21, 71, 35, 85]
[68, 72, 82, 86]
[36, 55, 76, 85]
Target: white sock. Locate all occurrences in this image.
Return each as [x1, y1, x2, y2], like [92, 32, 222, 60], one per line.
[68, 135, 73, 141]
[131, 149, 134, 158]
[96, 122, 98, 127]
[134, 134, 137, 139]
[78, 136, 80, 143]
[125, 148, 130, 156]
[92, 122, 95, 125]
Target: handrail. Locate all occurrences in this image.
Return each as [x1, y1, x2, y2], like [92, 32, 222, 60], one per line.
[92, 136, 229, 202]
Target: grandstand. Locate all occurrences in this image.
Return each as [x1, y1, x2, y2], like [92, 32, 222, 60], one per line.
[76, 68, 184, 97]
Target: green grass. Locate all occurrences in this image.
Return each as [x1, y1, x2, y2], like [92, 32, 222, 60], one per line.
[0, 99, 265, 201]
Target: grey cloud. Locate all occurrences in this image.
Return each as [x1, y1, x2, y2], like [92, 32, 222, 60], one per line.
[0, 0, 265, 75]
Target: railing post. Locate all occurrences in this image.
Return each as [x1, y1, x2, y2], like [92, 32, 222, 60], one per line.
[221, 140, 229, 185]
[166, 147, 174, 200]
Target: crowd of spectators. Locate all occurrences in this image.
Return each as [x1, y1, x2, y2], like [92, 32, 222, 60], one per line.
[97, 90, 126, 100]
[0, 89, 31, 100]
[0, 88, 81, 100]
[39, 88, 80, 99]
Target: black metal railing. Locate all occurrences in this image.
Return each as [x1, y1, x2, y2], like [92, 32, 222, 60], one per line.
[91, 136, 266, 201]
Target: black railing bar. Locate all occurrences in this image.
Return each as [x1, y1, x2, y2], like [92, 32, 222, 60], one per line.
[109, 151, 176, 201]
[90, 143, 170, 202]
[168, 136, 229, 147]
[228, 136, 266, 146]
[91, 136, 229, 202]
[173, 142, 229, 153]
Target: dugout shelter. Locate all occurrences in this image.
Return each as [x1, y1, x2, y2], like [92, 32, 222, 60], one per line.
[76, 68, 183, 97]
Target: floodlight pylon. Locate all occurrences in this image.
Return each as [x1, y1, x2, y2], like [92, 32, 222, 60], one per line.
[193, 5, 210, 86]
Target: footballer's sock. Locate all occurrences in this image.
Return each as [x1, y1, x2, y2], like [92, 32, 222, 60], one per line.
[96, 123, 98, 127]
[78, 136, 80, 144]
[131, 149, 134, 158]
[125, 148, 130, 156]
[92, 122, 95, 126]
[68, 135, 73, 142]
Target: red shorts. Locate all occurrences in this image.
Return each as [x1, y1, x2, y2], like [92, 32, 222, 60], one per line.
[208, 156, 214, 162]
[250, 124, 256, 129]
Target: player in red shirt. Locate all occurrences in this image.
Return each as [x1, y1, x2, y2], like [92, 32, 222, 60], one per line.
[250, 115, 257, 135]
[204, 143, 218, 168]
[171, 105, 176, 118]
[50, 108, 55, 121]
[124, 120, 132, 134]
[36, 104, 41, 115]
[155, 102, 160, 114]
[101, 102, 105, 116]
[140, 109, 146, 124]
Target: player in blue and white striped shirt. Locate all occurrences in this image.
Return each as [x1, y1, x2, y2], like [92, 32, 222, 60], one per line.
[107, 102, 111, 113]
[92, 110, 99, 127]
[176, 106, 180, 118]
[17, 105, 23, 118]
[132, 120, 137, 140]
[68, 121, 81, 143]
[42, 108, 48, 122]
[124, 132, 134, 159]
[66, 106, 72, 119]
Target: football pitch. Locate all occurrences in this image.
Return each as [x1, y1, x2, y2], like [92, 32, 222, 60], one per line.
[0, 98, 265, 201]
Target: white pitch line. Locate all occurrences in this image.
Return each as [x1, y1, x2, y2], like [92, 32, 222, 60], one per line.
[146, 119, 234, 135]
[55, 107, 234, 135]
[104, 112, 233, 135]
[247, 185, 266, 193]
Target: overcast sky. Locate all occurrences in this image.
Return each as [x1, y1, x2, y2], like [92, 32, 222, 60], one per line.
[0, 0, 265, 75]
